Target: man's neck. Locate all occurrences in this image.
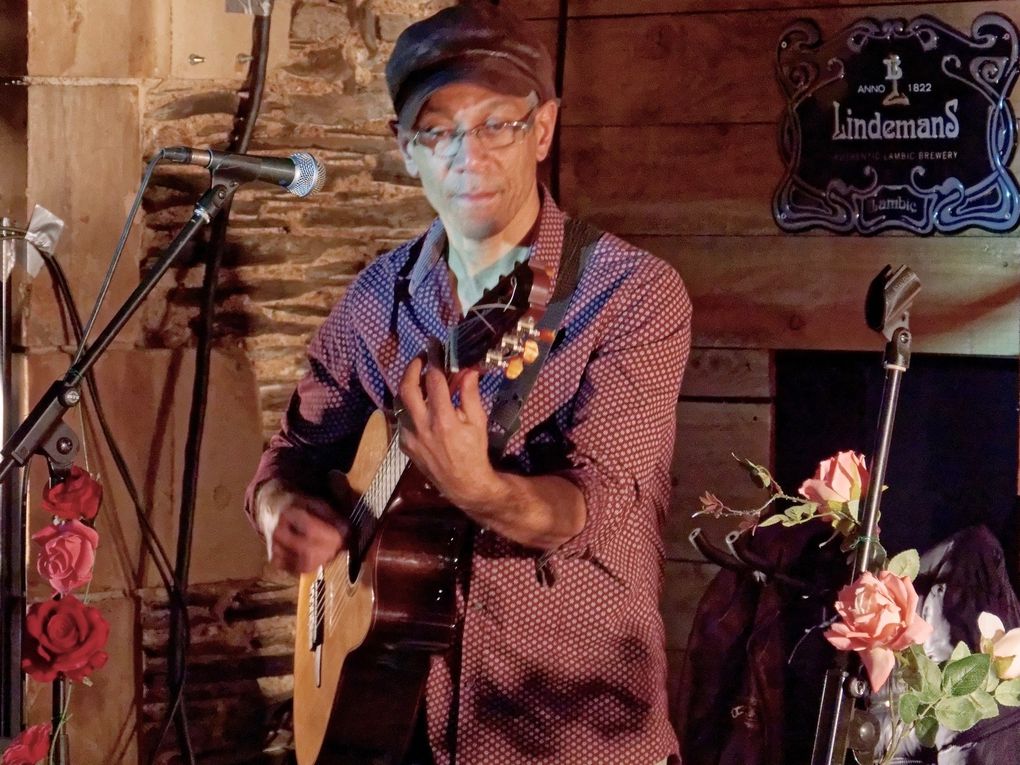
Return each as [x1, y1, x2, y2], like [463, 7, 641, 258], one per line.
[444, 186, 542, 277]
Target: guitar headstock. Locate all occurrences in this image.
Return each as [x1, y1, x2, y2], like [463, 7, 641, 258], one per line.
[447, 261, 552, 380]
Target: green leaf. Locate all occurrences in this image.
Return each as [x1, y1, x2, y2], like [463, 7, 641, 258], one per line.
[734, 455, 772, 489]
[985, 661, 1000, 693]
[943, 654, 991, 697]
[784, 503, 817, 522]
[915, 714, 939, 748]
[886, 549, 920, 581]
[900, 646, 943, 703]
[935, 695, 980, 732]
[970, 690, 999, 721]
[949, 641, 972, 663]
[995, 679, 1020, 707]
[756, 514, 786, 528]
[899, 692, 920, 724]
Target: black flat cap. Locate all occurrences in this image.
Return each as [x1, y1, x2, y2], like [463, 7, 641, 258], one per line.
[386, 1, 556, 128]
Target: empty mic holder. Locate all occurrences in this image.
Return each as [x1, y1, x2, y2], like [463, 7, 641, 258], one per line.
[810, 264, 921, 765]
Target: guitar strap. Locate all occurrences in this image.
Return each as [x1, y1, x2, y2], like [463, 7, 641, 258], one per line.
[486, 217, 602, 459]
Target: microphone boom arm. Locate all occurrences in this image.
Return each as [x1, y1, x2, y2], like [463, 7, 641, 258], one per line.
[0, 184, 235, 483]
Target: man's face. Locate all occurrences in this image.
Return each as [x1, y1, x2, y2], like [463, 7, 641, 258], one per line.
[398, 82, 558, 242]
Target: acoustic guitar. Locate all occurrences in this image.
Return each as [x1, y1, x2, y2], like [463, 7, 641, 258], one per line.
[293, 262, 550, 765]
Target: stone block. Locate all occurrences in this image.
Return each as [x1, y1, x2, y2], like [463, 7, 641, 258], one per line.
[25, 84, 143, 350]
[28, 0, 170, 77]
[170, 0, 292, 80]
[23, 347, 266, 594]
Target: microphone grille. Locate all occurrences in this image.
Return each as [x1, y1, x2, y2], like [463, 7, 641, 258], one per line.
[287, 152, 326, 197]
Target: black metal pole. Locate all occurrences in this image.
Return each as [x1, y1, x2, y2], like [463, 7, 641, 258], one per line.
[810, 265, 919, 765]
[0, 222, 24, 747]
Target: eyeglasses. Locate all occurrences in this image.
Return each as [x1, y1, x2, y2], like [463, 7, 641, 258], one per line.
[410, 108, 538, 158]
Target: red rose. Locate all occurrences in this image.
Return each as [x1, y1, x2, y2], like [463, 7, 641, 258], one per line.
[40, 466, 102, 522]
[1, 722, 51, 765]
[22, 596, 109, 682]
[32, 520, 99, 595]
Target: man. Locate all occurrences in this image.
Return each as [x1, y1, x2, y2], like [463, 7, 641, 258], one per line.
[246, 2, 692, 763]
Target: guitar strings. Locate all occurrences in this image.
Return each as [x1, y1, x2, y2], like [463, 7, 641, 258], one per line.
[315, 283, 531, 631]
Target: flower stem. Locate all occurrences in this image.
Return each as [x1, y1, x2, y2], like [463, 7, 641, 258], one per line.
[47, 682, 73, 765]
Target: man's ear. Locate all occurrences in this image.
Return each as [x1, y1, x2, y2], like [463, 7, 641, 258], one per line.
[533, 100, 559, 163]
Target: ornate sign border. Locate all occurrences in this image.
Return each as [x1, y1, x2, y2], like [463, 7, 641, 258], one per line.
[773, 13, 1020, 235]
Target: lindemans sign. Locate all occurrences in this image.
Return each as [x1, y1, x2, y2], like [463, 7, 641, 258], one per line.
[773, 14, 1020, 234]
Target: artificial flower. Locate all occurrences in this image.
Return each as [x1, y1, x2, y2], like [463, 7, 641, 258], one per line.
[824, 570, 933, 691]
[32, 520, 99, 595]
[799, 450, 869, 506]
[40, 466, 102, 522]
[22, 595, 109, 683]
[698, 491, 727, 518]
[978, 611, 1020, 680]
[1, 722, 51, 764]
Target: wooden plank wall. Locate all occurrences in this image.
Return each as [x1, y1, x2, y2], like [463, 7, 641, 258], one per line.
[512, 0, 1020, 710]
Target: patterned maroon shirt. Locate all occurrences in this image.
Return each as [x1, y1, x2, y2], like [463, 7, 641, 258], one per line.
[248, 193, 692, 764]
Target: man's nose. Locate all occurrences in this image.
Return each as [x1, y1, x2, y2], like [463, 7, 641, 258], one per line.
[449, 130, 491, 165]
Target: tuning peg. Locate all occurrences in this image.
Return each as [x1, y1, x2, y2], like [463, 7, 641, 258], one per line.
[505, 356, 525, 380]
[522, 339, 540, 364]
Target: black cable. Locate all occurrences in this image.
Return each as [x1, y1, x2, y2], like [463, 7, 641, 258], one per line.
[160, 8, 274, 764]
[39, 250, 194, 763]
[40, 254, 179, 595]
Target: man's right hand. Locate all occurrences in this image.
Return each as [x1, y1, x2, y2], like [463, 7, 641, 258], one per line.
[255, 479, 350, 574]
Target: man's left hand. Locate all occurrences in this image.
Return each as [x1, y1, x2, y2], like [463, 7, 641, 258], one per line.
[396, 353, 498, 509]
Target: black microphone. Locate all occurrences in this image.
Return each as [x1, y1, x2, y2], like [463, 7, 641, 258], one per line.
[160, 146, 326, 197]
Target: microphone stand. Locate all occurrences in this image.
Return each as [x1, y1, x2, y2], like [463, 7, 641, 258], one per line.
[0, 181, 236, 764]
[810, 265, 922, 765]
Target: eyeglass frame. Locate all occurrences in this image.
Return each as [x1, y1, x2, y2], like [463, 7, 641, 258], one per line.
[403, 106, 540, 157]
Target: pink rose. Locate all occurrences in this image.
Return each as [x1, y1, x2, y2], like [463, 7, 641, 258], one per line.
[824, 570, 933, 691]
[1, 722, 51, 765]
[978, 612, 1020, 680]
[32, 520, 99, 595]
[799, 450, 870, 505]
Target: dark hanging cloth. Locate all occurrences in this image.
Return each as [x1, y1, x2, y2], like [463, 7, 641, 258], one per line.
[673, 523, 1020, 765]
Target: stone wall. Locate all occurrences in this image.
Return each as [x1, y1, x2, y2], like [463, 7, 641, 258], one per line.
[10, 1, 449, 762]
[141, 0, 450, 439]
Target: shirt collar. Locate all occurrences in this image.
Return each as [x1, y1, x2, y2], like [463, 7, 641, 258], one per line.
[406, 186, 567, 296]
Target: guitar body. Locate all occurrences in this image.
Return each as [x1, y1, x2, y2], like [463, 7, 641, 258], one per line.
[294, 412, 471, 765]
[291, 262, 550, 764]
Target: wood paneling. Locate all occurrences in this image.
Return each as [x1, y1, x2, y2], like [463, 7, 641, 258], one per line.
[668, 400, 774, 560]
[642, 235, 1020, 355]
[662, 560, 719, 650]
[514, 0, 959, 19]
[552, 3, 1020, 126]
[562, 124, 1020, 238]
[681, 348, 773, 399]
[562, 123, 782, 236]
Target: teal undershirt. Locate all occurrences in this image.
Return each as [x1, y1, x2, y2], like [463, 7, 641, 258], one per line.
[447, 242, 530, 315]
